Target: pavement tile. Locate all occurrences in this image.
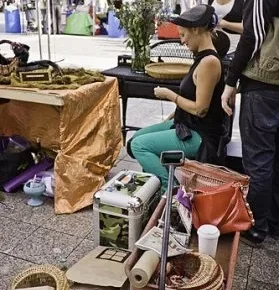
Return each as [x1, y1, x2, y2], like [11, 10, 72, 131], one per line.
[117, 146, 129, 161]
[85, 230, 95, 243]
[64, 238, 96, 269]
[234, 242, 253, 278]
[262, 235, 279, 252]
[232, 275, 247, 290]
[0, 194, 54, 225]
[10, 227, 83, 265]
[246, 279, 279, 290]
[43, 209, 93, 238]
[126, 99, 175, 128]
[113, 145, 138, 163]
[0, 254, 35, 290]
[0, 190, 25, 206]
[107, 160, 142, 178]
[0, 216, 38, 254]
[248, 246, 279, 286]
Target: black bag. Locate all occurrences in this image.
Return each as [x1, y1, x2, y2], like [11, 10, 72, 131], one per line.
[0, 136, 34, 186]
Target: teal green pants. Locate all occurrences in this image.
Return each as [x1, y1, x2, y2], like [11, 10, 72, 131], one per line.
[130, 120, 202, 192]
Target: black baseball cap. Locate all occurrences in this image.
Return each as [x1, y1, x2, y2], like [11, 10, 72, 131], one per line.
[171, 4, 215, 28]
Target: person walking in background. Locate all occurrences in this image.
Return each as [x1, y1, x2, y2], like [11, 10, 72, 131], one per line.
[39, 0, 63, 34]
[39, 0, 47, 33]
[51, 0, 62, 34]
[22, 0, 37, 31]
[221, 0, 279, 247]
[130, 5, 226, 192]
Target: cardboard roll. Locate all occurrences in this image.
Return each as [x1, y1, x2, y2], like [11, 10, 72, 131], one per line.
[145, 62, 192, 80]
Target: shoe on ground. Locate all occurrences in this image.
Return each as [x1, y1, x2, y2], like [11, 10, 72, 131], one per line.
[240, 228, 266, 248]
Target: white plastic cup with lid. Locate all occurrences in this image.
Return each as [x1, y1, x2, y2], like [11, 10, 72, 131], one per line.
[197, 224, 220, 258]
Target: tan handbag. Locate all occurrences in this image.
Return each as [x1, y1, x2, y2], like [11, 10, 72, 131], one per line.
[192, 182, 254, 234]
[175, 159, 250, 194]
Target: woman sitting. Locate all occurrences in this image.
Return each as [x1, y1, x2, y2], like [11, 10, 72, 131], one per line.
[130, 4, 225, 192]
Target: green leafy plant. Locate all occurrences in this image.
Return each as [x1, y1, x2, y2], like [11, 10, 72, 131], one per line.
[116, 0, 161, 72]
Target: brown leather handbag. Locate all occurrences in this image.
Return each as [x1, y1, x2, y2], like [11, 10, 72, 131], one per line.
[175, 159, 250, 194]
[192, 182, 255, 234]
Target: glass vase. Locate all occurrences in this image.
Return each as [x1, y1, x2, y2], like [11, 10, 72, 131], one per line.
[131, 45, 150, 73]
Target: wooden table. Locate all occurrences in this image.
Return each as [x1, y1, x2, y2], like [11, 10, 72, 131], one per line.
[0, 77, 122, 214]
[102, 66, 181, 143]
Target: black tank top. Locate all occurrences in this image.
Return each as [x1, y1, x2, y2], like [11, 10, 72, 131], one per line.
[174, 49, 225, 138]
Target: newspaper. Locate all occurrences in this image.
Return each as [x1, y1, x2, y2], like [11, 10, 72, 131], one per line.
[135, 226, 188, 257]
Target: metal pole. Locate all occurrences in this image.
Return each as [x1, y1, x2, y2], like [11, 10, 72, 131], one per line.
[92, 0, 96, 36]
[35, 0, 43, 59]
[159, 164, 175, 290]
[21, 5, 25, 33]
[46, 0, 52, 60]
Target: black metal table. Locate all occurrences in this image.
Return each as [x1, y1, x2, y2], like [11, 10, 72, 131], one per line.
[102, 66, 181, 143]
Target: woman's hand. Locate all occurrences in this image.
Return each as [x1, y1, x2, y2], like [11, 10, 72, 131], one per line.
[154, 87, 175, 101]
[219, 19, 229, 30]
[219, 19, 243, 34]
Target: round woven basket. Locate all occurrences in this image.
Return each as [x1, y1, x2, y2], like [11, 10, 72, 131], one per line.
[149, 252, 224, 290]
[145, 62, 192, 80]
[10, 264, 70, 290]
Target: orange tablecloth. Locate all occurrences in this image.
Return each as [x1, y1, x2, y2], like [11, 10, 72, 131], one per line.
[0, 77, 122, 214]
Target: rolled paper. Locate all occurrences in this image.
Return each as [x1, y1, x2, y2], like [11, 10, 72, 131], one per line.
[129, 250, 160, 288]
[3, 158, 53, 192]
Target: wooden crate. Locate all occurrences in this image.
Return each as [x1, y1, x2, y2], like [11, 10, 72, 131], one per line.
[124, 197, 240, 290]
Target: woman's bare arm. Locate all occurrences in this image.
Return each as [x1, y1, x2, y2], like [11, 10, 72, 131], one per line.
[154, 55, 221, 118]
[219, 20, 243, 34]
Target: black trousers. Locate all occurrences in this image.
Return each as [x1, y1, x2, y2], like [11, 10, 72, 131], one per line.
[240, 90, 279, 234]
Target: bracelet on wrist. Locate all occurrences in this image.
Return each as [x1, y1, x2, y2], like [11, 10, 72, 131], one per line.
[174, 94, 179, 104]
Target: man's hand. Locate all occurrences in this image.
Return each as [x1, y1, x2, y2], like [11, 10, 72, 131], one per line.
[154, 87, 174, 101]
[221, 85, 237, 116]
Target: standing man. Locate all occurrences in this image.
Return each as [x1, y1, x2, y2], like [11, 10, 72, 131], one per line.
[51, 0, 63, 34]
[221, 0, 279, 247]
[22, 0, 37, 31]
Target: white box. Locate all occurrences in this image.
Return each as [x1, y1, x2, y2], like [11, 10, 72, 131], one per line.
[93, 170, 161, 250]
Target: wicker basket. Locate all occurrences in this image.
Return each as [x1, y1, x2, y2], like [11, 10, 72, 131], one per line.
[145, 62, 192, 79]
[10, 265, 70, 290]
[148, 252, 224, 289]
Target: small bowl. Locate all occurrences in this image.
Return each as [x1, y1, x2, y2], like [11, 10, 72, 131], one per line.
[23, 179, 46, 207]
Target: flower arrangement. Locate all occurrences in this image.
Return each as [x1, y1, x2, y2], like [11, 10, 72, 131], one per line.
[116, 0, 161, 72]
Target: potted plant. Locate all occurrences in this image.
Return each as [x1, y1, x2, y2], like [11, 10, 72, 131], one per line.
[117, 0, 160, 73]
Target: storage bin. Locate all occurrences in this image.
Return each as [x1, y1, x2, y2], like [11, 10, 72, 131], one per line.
[93, 170, 161, 250]
[5, 8, 21, 33]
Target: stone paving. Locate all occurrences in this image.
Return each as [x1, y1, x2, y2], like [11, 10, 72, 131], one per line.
[0, 28, 278, 289]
